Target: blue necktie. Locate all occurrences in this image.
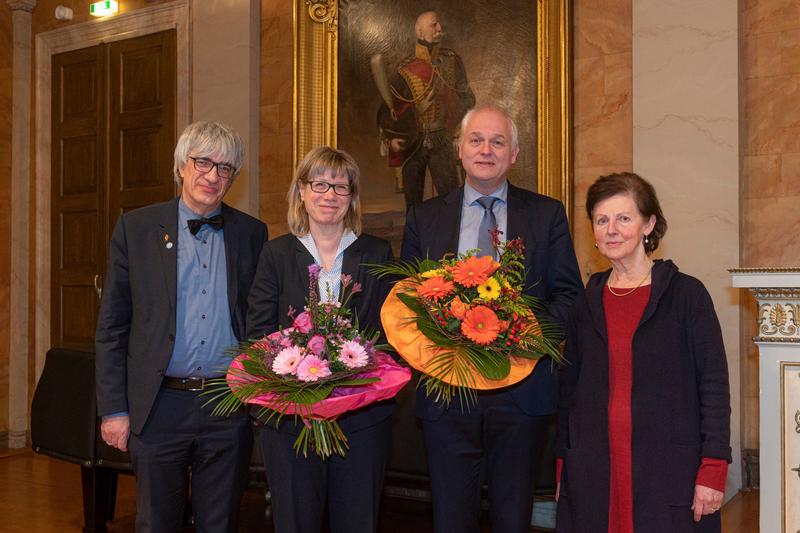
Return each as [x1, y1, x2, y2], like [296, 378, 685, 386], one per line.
[476, 196, 499, 258]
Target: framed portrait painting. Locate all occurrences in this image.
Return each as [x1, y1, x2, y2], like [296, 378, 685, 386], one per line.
[293, 0, 572, 218]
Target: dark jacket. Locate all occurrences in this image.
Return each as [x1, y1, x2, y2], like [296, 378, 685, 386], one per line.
[400, 183, 583, 418]
[246, 232, 395, 433]
[555, 259, 731, 533]
[95, 199, 268, 435]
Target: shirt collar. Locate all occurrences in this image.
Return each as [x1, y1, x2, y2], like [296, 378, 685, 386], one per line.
[298, 229, 357, 266]
[463, 180, 508, 207]
[178, 197, 223, 231]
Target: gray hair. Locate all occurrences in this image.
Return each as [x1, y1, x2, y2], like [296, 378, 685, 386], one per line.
[457, 104, 519, 151]
[173, 121, 244, 184]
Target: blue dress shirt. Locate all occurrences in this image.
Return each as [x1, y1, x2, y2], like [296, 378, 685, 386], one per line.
[457, 181, 508, 256]
[166, 199, 238, 377]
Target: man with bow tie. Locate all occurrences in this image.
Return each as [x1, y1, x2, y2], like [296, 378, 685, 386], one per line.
[95, 121, 267, 532]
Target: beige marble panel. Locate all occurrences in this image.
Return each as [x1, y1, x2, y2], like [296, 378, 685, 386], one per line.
[574, 54, 633, 169]
[742, 0, 800, 35]
[633, 0, 741, 495]
[743, 197, 800, 265]
[572, 0, 633, 281]
[193, 0, 261, 216]
[745, 74, 800, 155]
[574, 0, 631, 59]
[781, 153, 800, 196]
[742, 154, 781, 199]
[259, 0, 293, 227]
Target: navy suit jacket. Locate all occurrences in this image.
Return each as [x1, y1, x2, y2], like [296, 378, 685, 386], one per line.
[95, 198, 268, 435]
[400, 183, 582, 418]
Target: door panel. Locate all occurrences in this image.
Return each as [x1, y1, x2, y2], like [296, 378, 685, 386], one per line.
[51, 46, 105, 350]
[51, 30, 177, 350]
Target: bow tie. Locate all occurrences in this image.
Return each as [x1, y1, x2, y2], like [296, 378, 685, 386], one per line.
[187, 214, 224, 235]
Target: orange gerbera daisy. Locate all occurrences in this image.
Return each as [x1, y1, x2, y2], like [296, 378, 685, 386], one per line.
[452, 256, 499, 287]
[461, 305, 502, 344]
[417, 276, 455, 301]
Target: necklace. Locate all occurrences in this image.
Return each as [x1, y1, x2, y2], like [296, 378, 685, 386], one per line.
[607, 263, 653, 297]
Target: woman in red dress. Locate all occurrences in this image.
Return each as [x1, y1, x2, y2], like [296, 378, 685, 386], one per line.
[555, 173, 731, 532]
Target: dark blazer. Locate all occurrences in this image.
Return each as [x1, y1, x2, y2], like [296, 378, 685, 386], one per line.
[246, 232, 395, 432]
[95, 198, 268, 435]
[400, 183, 583, 418]
[555, 259, 731, 533]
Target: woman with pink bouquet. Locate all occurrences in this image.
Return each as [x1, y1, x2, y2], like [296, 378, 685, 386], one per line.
[246, 146, 397, 533]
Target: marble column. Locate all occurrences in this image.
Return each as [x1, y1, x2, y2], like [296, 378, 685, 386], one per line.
[731, 269, 800, 533]
[7, 0, 36, 449]
[632, 0, 741, 494]
[192, 0, 261, 216]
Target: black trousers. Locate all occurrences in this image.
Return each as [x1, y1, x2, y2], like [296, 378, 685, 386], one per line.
[128, 387, 252, 533]
[261, 414, 391, 533]
[422, 393, 552, 533]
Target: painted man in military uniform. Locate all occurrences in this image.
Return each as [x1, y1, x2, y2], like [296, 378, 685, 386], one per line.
[378, 10, 475, 208]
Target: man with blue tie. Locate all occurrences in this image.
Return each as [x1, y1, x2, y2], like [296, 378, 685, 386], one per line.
[95, 121, 267, 532]
[401, 105, 582, 532]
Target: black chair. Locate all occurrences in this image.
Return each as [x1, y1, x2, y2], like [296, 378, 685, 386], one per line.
[31, 347, 132, 533]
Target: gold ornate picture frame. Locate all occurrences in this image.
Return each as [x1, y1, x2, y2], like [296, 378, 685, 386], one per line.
[293, 0, 572, 218]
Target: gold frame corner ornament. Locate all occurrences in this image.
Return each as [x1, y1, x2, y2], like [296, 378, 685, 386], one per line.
[293, 0, 572, 218]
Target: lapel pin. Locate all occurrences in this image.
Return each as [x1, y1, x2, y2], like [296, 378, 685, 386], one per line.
[166, 242, 173, 249]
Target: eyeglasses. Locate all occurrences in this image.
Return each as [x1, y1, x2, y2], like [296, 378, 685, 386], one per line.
[189, 157, 236, 180]
[306, 180, 353, 196]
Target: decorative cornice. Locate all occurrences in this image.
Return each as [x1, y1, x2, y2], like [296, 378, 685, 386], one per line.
[6, 0, 36, 13]
[729, 267, 800, 274]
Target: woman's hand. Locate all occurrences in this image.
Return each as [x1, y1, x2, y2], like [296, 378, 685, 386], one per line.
[691, 484, 723, 522]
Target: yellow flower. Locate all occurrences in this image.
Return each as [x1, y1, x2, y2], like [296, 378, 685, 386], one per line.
[421, 268, 446, 279]
[476, 277, 501, 301]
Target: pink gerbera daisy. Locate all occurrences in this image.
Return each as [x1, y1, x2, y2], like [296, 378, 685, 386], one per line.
[338, 340, 369, 369]
[296, 355, 332, 382]
[272, 346, 303, 375]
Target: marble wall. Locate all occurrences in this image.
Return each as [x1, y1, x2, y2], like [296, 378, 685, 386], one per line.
[259, 0, 293, 237]
[0, 1, 12, 436]
[572, 0, 633, 280]
[633, 0, 741, 495]
[739, 0, 800, 457]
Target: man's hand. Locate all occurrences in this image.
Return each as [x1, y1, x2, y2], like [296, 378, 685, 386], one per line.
[389, 138, 407, 152]
[691, 484, 724, 522]
[100, 415, 131, 452]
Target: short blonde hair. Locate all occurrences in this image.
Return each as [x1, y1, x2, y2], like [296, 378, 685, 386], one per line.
[287, 146, 362, 236]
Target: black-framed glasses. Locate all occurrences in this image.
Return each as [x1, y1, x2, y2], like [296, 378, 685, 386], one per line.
[189, 157, 236, 179]
[306, 180, 353, 196]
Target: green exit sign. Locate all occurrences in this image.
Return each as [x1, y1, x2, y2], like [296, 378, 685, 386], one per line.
[90, 1, 119, 17]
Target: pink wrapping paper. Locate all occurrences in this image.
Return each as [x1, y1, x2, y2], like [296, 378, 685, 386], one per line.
[227, 352, 411, 420]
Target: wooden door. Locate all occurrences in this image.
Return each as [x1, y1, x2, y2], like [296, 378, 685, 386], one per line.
[51, 30, 177, 350]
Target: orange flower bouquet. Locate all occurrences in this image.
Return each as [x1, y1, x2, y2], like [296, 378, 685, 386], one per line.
[372, 235, 562, 406]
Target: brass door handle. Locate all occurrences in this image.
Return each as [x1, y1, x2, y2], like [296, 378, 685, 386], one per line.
[94, 274, 103, 299]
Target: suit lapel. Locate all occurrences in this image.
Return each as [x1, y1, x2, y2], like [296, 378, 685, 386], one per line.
[431, 189, 463, 258]
[506, 184, 527, 242]
[221, 204, 239, 315]
[341, 236, 364, 309]
[157, 199, 180, 317]
[294, 237, 313, 293]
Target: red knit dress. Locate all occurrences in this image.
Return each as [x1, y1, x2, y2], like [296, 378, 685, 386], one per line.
[602, 284, 728, 532]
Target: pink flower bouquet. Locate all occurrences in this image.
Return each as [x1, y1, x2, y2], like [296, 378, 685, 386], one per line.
[207, 265, 411, 459]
